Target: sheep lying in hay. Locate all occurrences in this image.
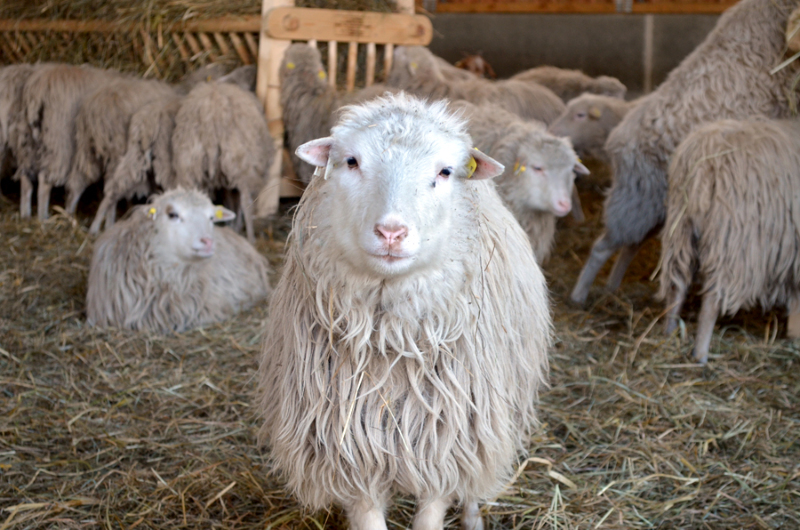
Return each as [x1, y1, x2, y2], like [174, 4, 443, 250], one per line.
[0, 64, 37, 181]
[387, 46, 565, 124]
[570, 0, 800, 305]
[280, 43, 400, 184]
[172, 79, 276, 242]
[66, 77, 177, 216]
[511, 66, 627, 103]
[89, 92, 183, 235]
[452, 100, 588, 263]
[20, 63, 118, 220]
[547, 93, 636, 162]
[257, 93, 550, 530]
[658, 117, 800, 364]
[86, 188, 271, 333]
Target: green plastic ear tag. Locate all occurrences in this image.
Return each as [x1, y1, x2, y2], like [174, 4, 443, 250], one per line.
[466, 156, 477, 179]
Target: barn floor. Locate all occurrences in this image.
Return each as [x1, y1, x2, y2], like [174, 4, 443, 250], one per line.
[1, 163, 799, 529]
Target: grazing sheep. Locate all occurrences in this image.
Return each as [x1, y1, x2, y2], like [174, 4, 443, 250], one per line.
[547, 93, 636, 162]
[387, 46, 565, 124]
[66, 77, 176, 215]
[87, 188, 271, 333]
[20, 63, 117, 219]
[512, 66, 626, 102]
[89, 92, 183, 234]
[452, 100, 588, 262]
[172, 79, 276, 242]
[570, 0, 800, 305]
[658, 117, 800, 364]
[257, 94, 550, 530]
[0, 64, 37, 179]
[455, 54, 496, 79]
[280, 43, 399, 184]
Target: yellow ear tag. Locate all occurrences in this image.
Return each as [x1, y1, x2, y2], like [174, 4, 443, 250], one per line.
[148, 207, 156, 219]
[318, 70, 326, 79]
[466, 156, 477, 179]
[410, 61, 418, 69]
[215, 208, 224, 220]
[286, 62, 296, 69]
[576, 156, 583, 164]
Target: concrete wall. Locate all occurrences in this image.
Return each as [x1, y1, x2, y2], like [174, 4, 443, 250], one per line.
[428, 14, 719, 96]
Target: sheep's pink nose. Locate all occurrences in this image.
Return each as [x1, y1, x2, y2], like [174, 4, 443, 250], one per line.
[375, 223, 408, 245]
[200, 236, 214, 250]
[555, 199, 572, 216]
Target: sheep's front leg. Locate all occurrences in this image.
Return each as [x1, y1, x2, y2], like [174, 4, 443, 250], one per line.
[571, 232, 619, 305]
[413, 497, 450, 530]
[664, 282, 687, 336]
[692, 291, 719, 365]
[37, 178, 52, 220]
[605, 242, 642, 292]
[19, 171, 33, 219]
[461, 501, 483, 530]
[346, 499, 388, 530]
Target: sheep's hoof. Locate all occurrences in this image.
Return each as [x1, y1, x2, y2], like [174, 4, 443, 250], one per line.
[690, 347, 708, 365]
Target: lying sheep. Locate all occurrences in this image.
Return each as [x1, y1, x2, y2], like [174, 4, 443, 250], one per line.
[570, 0, 800, 305]
[280, 43, 399, 184]
[388, 46, 565, 124]
[87, 188, 271, 333]
[257, 93, 550, 530]
[66, 77, 176, 215]
[89, 92, 182, 234]
[172, 79, 276, 242]
[512, 66, 627, 102]
[547, 93, 636, 161]
[21, 63, 118, 219]
[659, 117, 800, 364]
[452, 100, 588, 262]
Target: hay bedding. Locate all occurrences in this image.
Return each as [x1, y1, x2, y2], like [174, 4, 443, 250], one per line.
[1, 162, 799, 530]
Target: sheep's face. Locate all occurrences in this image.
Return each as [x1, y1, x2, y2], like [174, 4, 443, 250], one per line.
[148, 190, 235, 262]
[548, 96, 620, 157]
[298, 130, 502, 279]
[514, 138, 588, 217]
[387, 46, 444, 88]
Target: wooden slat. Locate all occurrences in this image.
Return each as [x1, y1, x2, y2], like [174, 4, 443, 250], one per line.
[198, 32, 219, 61]
[365, 42, 376, 87]
[434, 1, 735, 13]
[14, 32, 32, 54]
[1, 32, 25, 62]
[328, 40, 337, 88]
[346, 41, 358, 92]
[265, 7, 432, 45]
[213, 32, 231, 57]
[0, 16, 262, 34]
[184, 32, 202, 57]
[308, 39, 318, 48]
[396, 0, 416, 14]
[384, 43, 394, 82]
[172, 32, 190, 60]
[228, 32, 252, 64]
[243, 31, 259, 59]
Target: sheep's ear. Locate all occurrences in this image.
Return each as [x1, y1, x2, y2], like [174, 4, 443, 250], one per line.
[574, 161, 590, 176]
[296, 137, 334, 167]
[465, 148, 504, 180]
[213, 205, 236, 223]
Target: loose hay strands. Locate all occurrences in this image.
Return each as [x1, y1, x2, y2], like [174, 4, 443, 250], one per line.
[1, 159, 800, 529]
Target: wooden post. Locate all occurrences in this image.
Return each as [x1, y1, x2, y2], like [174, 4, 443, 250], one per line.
[255, 0, 293, 218]
[365, 42, 376, 86]
[396, 0, 415, 14]
[346, 41, 358, 92]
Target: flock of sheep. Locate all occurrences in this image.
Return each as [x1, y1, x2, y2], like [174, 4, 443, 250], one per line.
[3, 0, 800, 526]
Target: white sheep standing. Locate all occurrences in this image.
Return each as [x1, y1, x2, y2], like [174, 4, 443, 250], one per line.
[659, 117, 800, 364]
[86, 188, 271, 333]
[452, 100, 588, 262]
[257, 93, 550, 530]
[172, 79, 276, 242]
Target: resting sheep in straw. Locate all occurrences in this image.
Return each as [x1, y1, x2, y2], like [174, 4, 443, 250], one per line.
[86, 188, 271, 333]
[257, 93, 550, 530]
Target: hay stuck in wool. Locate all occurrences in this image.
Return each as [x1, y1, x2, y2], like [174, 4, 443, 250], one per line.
[2, 164, 799, 528]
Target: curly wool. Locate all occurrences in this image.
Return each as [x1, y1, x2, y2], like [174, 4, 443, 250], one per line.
[86, 197, 271, 333]
[0, 64, 37, 174]
[659, 117, 800, 317]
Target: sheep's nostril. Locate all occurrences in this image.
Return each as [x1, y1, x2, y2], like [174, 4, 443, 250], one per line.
[375, 224, 409, 245]
[200, 237, 213, 249]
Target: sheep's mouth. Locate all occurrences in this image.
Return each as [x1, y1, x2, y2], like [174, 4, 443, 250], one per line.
[192, 248, 215, 259]
[368, 252, 411, 264]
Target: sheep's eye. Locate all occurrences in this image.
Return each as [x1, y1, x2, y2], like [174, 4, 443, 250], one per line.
[576, 112, 586, 120]
[533, 166, 544, 172]
[439, 167, 452, 178]
[346, 157, 358, 169]
[168, 211, 180, 220]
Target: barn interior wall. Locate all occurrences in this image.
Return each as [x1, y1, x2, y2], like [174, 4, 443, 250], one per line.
[428, 14, 720, 96]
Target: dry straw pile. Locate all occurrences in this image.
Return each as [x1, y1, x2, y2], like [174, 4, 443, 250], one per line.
[1, 162, 799, 528]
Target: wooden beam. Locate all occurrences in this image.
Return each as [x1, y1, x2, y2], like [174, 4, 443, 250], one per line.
[264, 7, 432, 45]
[0, 16, 262, 34]
[433, 1, 735, 14]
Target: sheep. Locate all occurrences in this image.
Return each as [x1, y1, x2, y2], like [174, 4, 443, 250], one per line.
[569, 0, 800, 305]
[387, 45, 565, 124]
[511, 66, 626, 103]
[280, 43, 400, 184]
[658, 117, 800, 364]
[65, 76, 177, 216]
[436, 55, 479, 81]
[175, 62, 230, 94]
[547, 93, 636, 162]
[451, 100, 588, 262]
[86, 188, 271, 333]
[257, 93, 550, 530]
[0, 64, 36, 177]
[88, 92, 183, 234]
[20, 63, 118, 219]
[454, 54, 496, 79]
[172, 79, 277, 242]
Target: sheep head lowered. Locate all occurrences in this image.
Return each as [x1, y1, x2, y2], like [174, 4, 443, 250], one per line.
[296, 98, 503, 279]
[146, 189, 236, 262]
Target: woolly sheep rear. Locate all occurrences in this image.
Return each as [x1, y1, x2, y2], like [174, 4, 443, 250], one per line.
[512, 65, 627, 102]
